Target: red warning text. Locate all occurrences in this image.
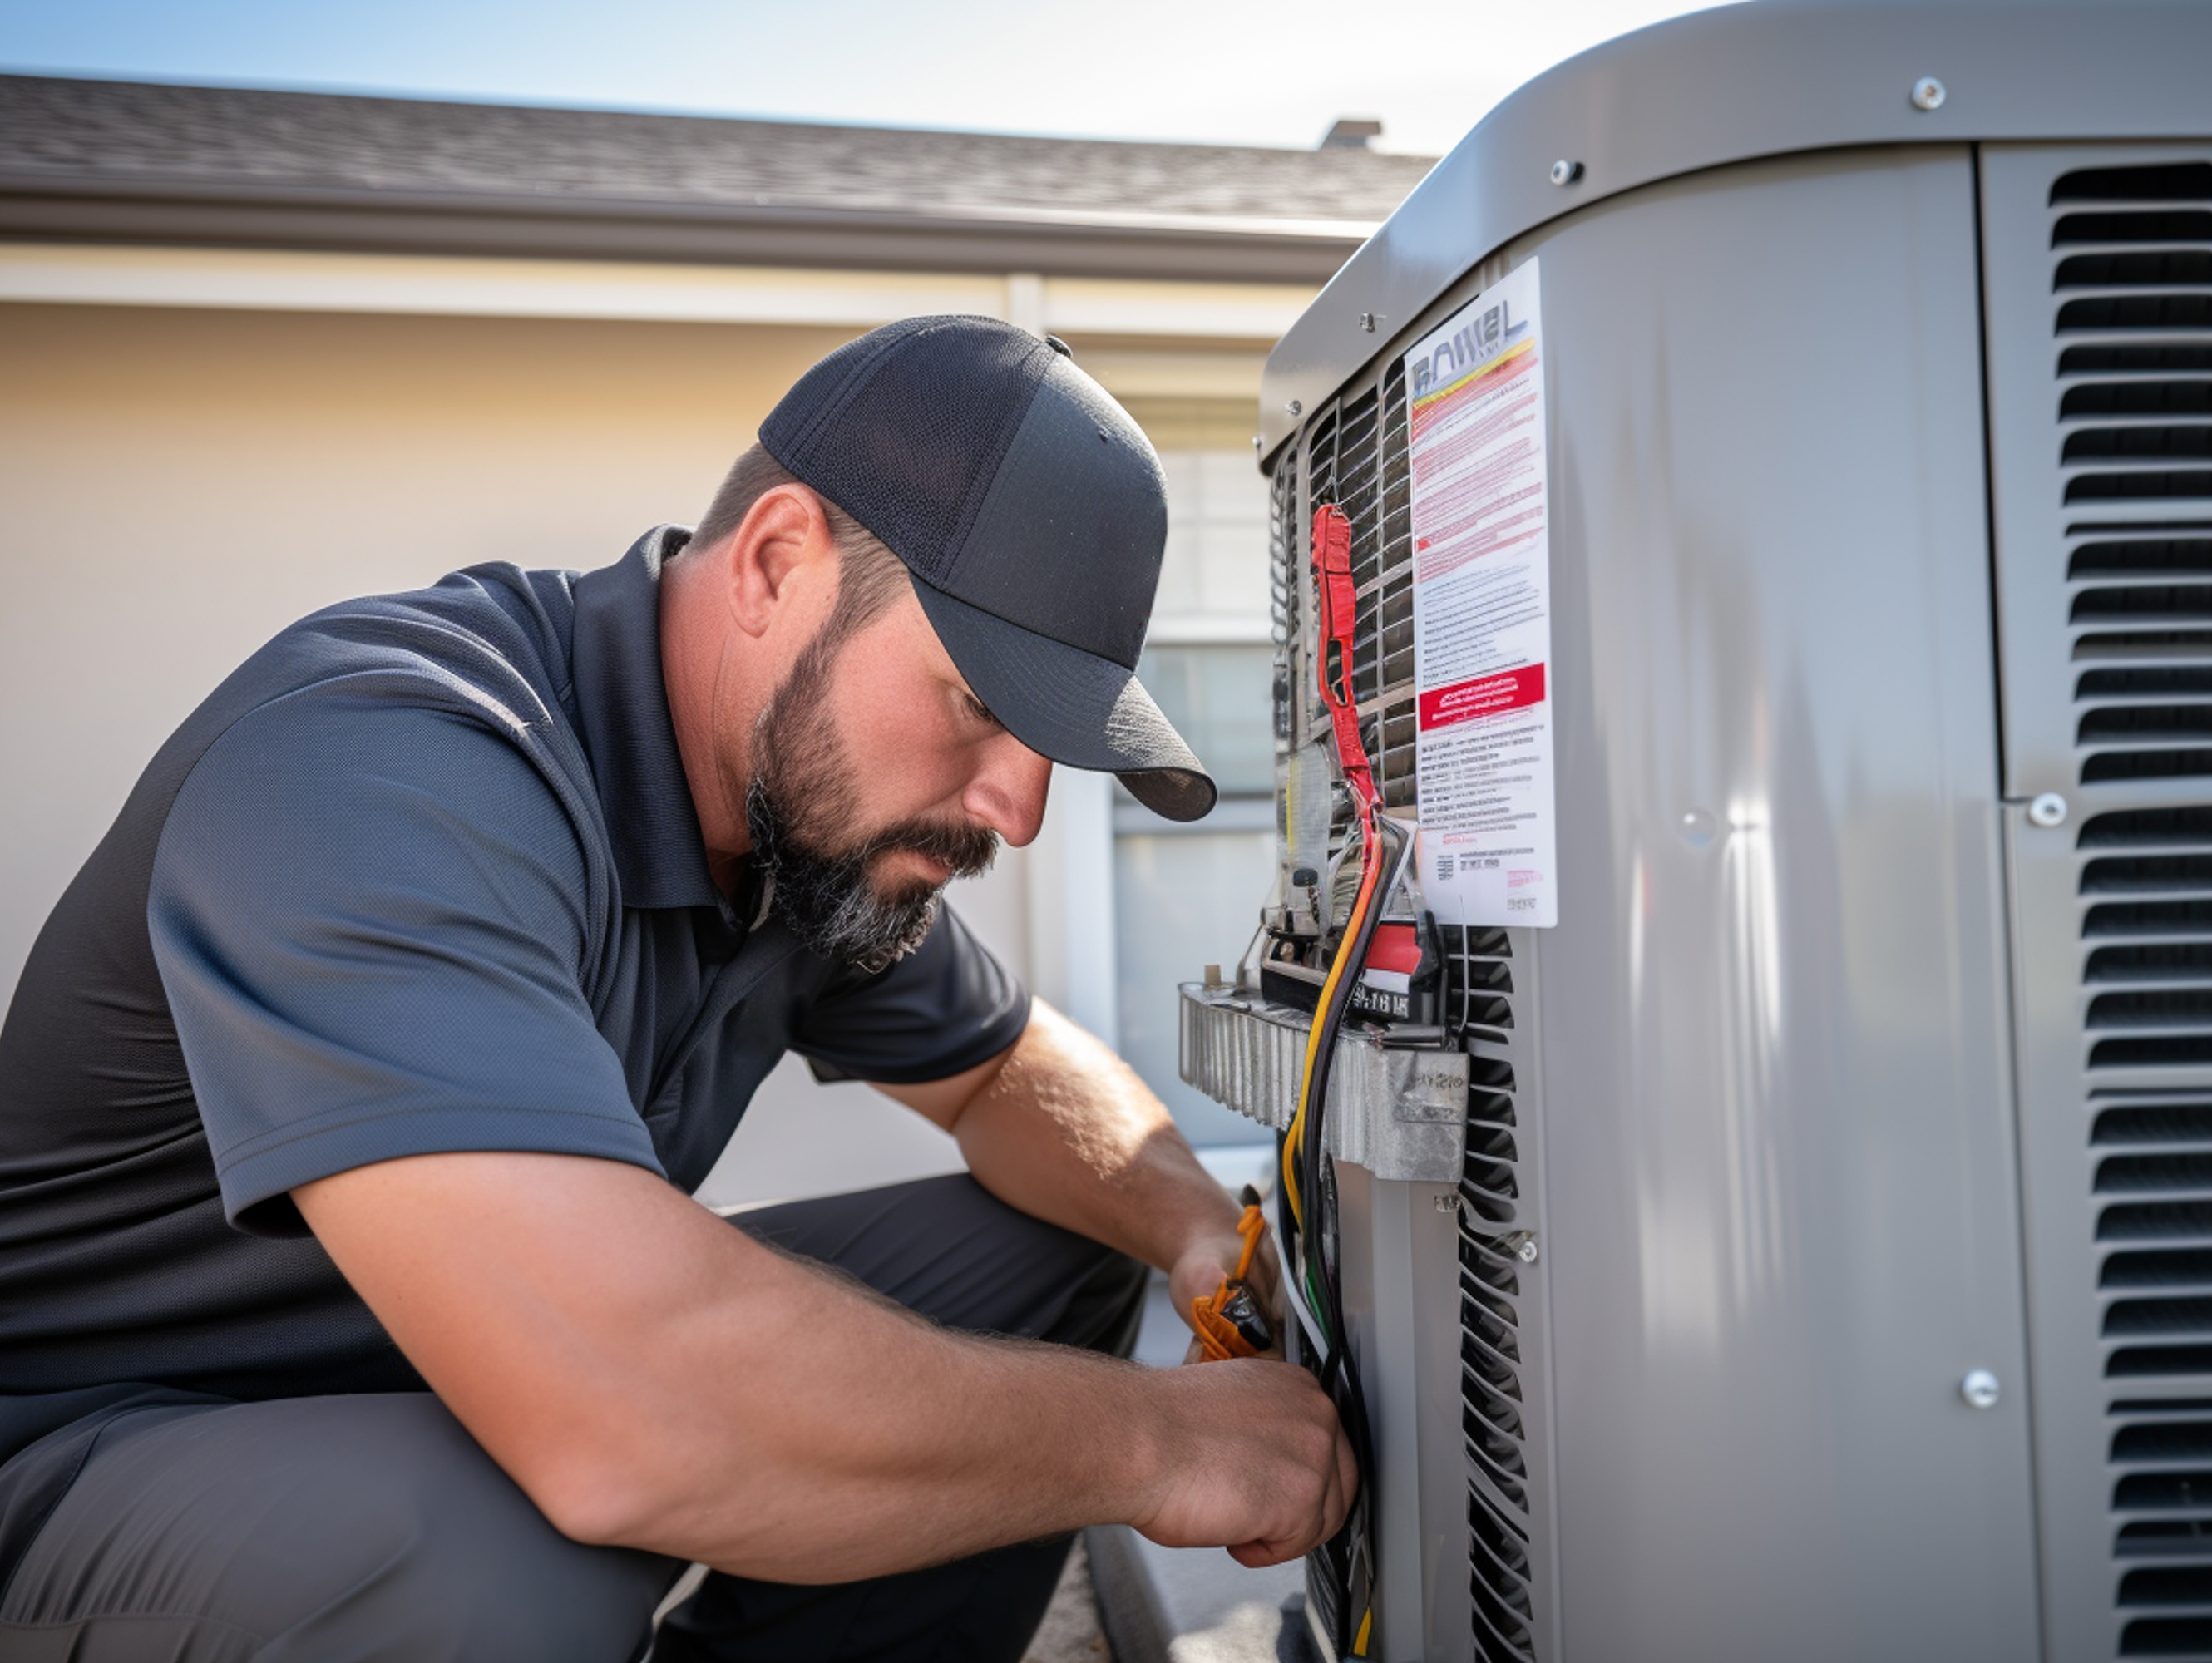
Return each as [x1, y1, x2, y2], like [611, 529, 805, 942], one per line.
[1418, 664, 1547, 732]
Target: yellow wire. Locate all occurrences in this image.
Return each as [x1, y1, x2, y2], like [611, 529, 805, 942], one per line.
[1352, 1606, 1374, 1656]
[1282, 818, 1380, 1227]
[1282, 930, 1346, 1222]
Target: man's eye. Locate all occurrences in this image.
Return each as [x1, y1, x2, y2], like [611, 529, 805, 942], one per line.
[965, 694, 1000, 729]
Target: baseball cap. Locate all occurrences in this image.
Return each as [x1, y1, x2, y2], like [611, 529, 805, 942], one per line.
[758, 315, 1218, 822]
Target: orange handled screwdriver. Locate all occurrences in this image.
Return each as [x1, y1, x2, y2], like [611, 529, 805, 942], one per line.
[1190, 1185, 1276, 1360]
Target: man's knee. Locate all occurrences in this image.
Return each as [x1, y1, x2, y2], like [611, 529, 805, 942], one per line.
[734, 1174, 1155, 1353]
[4, 1394, 672, 1663]
[272, 1396, 674, 1663]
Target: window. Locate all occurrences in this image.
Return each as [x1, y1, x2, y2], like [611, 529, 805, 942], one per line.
[1133, 643, 1275, 799]
[1107, 439, 1278, 1149]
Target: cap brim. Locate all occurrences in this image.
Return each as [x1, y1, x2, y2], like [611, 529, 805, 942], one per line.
[909, 575, 1219, 822]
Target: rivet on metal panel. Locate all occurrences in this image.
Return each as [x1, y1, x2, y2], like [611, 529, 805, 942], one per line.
[1501, 1230, 1539, 1264]
[1910, 76, 1947, 111]
[1286, 398, 1303, 417]
[1960, 1369, 2000, 1409]
[1548, 159, 1583, 186]
[1358, 312, 1376, 332]
[2027, 792, 2068, 829]
[1433, 1192, 1459, 1215]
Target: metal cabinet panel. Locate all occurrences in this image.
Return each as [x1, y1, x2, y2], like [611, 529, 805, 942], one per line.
[1520, 148, 2040, 1661]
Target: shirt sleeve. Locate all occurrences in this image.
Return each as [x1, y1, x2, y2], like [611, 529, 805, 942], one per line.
[790, 903, 1030, 1084]
[149, 686, 662, 1237]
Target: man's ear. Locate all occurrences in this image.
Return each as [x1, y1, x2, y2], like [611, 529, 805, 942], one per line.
[725, 484, 837, 639]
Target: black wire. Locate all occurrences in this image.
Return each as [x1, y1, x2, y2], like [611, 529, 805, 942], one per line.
[1297, 809, 1403, 1652]
[1301, 810, 1400, 1299]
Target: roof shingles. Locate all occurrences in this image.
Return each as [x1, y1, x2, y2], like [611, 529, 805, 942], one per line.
[0, 75, 1434, 232]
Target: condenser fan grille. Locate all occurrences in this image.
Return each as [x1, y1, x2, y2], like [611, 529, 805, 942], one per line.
[1271, 446, 1301, 766]
[2085, 812, 2212, 1655]
[2052, 159, 2212, 1661]
[2056, 161, 2212, 518]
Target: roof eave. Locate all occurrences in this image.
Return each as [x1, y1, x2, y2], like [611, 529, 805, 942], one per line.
[0, 173, 1372, 285]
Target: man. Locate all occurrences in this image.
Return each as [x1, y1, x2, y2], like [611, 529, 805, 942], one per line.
[0, 317, 1354, 1661]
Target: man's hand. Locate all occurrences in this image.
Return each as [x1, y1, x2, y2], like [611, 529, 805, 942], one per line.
[1128, 1360, 1357, 1567]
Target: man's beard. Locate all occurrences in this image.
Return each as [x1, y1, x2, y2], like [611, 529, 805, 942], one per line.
[745, 630, 1000, 974]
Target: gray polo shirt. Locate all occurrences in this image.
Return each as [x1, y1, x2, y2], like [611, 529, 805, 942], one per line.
[0, 526, 1029, 1438]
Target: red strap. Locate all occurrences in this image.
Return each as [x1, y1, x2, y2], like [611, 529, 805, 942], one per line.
[1311, 503, 1377, 809]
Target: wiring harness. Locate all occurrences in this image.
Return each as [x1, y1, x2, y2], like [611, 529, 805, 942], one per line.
[1276, 500, 1404, 1659]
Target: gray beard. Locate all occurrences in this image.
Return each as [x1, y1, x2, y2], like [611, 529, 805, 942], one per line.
[745, 638, 1000, 974]
[745, 782, 947, 974]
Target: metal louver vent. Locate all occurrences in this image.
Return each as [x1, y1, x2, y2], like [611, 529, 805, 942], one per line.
[1371, 363, 1424, 813]
[1454, 923, 1536, 1663]
[2088, 808, 2212, 1657]
[1306, 387, 1382, 774]
[2047, 160, 2212, 1661]
[2056, 161, 2212, 513]
[1271, 447, 1301, 760]
[2060, 160, 2212, 790]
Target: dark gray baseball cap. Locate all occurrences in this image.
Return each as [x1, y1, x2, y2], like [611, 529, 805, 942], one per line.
[758, 315, 1217, 822]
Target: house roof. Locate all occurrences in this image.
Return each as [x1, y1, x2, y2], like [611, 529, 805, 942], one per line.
[0, 75, 1437, 284]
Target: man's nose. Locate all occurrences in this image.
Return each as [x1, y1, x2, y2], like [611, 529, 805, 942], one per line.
[965, 734, 1052, 848]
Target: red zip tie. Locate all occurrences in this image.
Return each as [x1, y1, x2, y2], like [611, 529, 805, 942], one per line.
[1311, 503, 1378, 812]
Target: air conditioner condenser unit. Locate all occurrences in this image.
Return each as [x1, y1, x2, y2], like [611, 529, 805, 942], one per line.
[1179, 4, 2212, 1659]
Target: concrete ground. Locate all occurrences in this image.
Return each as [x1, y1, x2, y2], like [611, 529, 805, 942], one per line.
[1031, 1152, 1293, 1663]
[1025, 1537, 1115, 1662]
[1074, 1275, 1311, 1663]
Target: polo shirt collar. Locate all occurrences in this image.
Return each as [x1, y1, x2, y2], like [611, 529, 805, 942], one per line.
[569, 526, 726, 912]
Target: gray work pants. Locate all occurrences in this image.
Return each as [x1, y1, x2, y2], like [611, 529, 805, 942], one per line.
[0, 1175, 1150, 1663]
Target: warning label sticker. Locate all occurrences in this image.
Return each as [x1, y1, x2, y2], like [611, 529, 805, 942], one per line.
[1404, 259, 1557, 929]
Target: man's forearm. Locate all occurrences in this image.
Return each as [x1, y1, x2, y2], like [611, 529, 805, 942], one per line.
[295, 1150, 1349, 1581]
[941, 1001, 1243, 1277]
[560, 1221, 1171, 1577]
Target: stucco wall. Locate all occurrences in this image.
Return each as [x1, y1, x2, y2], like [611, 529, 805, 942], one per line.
[0, 301, 1044, 1200]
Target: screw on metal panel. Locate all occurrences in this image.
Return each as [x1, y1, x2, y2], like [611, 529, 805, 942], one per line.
[1434, 1192, 1459, 1214]
[2027, 792, 2069, 828]
[1549, 159, 1584, 186]
[1359, 312, 1376, 333]
[1911, 77, 1947, 111]
[1501, 1230, 1539, 1264]
[1286, 398, 1303, 417]
[1960, 1369, 2000, 1409]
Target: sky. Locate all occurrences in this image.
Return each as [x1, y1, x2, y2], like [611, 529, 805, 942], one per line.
[0, 0, 1722, 156]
